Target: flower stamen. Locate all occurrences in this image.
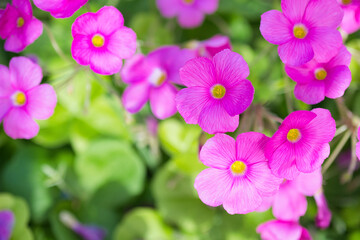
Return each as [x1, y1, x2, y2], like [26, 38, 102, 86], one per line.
[231, 161, 247, 176]
[293, 24, 308, 39]
[314, 68, 327, 80]
[11, 91, 26, 106]
[92, 34, 105, 48]
[17, 17, 25, 28]
[287, 129, 301, 143]
[211, 84, 226, 99]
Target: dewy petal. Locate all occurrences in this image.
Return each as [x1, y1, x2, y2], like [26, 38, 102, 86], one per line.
[96, 6, 124, 35]
[26, 84, 57, 120]
[199, 133, 236, 169]
[89, 50, 123, 75]
[198, 101, 239, 134]
[303, 0, 344, 28]
[326, 46, 352, 69]
[236, 132, 270, 165]
[281, 0, 310, 23]
[149, 83, 177, 119]
[285, 64, 315, 85]
[107, 27, 137, 59]
[195, 0, 219, 14]
[213, 49, 250, 87]
[71, 12, 97, 36]
[293, 169, 322, 196]
[176, 86, 211, 124]
[260, 10, 292, 45]
[294, 81, 325, 105]
[325, 66, 351, 99]
[305, 108, 336, 144]
[194, 168, 233, 207]
[178, 7, 204, 28]
[295, 143, 330, 173]
[122, 81, 150, 114]
[179, 57, 216, 88]
[308, 27, 343, 63]
[9, 57, 42, 91]
[71, 35, 92, 65]
[222, 79, 254, 116]
[0, 65, 13, 97]
[0, 98, 12, 123]
[156, 0, 180, 18]
[278, 39, 314, 66]
[222, 177, 262, 214]
[257, 220, 303, 240]
[3, 108, 39, 139]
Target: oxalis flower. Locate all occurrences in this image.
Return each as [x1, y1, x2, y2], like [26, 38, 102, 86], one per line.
[257, 220, 312, 240]
[156, 0, 218, 28]
[0, 210, 15, 240]
[285, 46, 352, 105]
[260, 0, 344, 66]
[71, 6, 137, 75]
[265, 108, 336, 180]
[0, 57, 57, 139]
[121, 46, 194, 119]
[186, 35, 232, 58]
[33, 0, 88, 18]
[338, 0, 360, 34]
[176, 49, 254, 134]
[357, 126, 360, 161]
[0, 0, 43, 53]
[194, 133, 282, 214]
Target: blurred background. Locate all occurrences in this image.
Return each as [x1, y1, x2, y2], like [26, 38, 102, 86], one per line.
[1, 0, 360, 239]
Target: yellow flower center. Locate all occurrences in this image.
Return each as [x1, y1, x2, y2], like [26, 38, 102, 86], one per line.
[183, 0, 195, 4]
[342, 0, 352, 4]
[92, 34, 105, 48]
[149, 68, 167, 87]
[17, 17, 25, 28]
[230, 161, 247, 175]
[315, 68, 327, 80]
[211, 84, 226, 99]
[293, 24, 308, 39]
[287, 129, 301, 143]
[12, 91, 26, 106]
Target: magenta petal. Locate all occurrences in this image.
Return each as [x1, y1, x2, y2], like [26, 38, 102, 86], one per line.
[281, 0, 310, 23]
[294, 81, 325, 105]
[198, 102, 239, 134]
[213, 49, 250, 87]
[194, 168, 232, 207]
[325, 66, 351, 99]
[179, 57, 216, 88]
[72, 12, 97, 36]
[166, 49, 195, 85]
[71, 35, 92, 65]
[89, 51, 122, 75]
[0, 210, 15, 240]
[149, 83, 177, 119]
[96, 6, 124, 35]
[0, 5, 18, 39]
[3, 108, 39, 139]
[26, 84, 57, 120]
[222, 178, 262, 214]
[293, 169, 322, 196]
[285, 64, 315, 84]
[357, 140, 360, 161]
[222, 79, 254, 116]
[282, 110, 317, 129]
[260, 10, 292, 45]
[309, 28, 343, 63]
[236, 132, 269, 165]
[314, 191, 332, 229]
[295, 143, 330, 173]
[178, 7, 204, 28]
[4, 33, 25, 53]
[176, 86, 211, 124]
[199, 133, 235, 169]
[24, 18, 43, 46]
[257, 220, 304, 240]
[108, 27, 137, 59]
[9, 57, 42, 91]
[156, 0, 179, 17]
[195, 0, 218, 14]
[304, 0, 343, 28]
[121, 54, 150, 84]
[326, 46, 352, 69]
[122, 81, 150, 114]
[13, 0, 32, 15]
[306, 108, 336, 144]
[0, 98, 11, 123]
[278, 39, 314, 66]
[0, 65, 13, 97]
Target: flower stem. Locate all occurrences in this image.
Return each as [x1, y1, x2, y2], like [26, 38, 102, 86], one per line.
[44, 24, 71, 63]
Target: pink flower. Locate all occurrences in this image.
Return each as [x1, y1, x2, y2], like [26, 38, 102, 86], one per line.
[33, 0, 88, 18]
[285, 46, 352, 105]
[194, 133, 282, 214]
[260, 0, 343, 66]
[71, 6, 137, 75]
[338, 0, 360, 34]
[314, 190, 332, 229]
[187, 35, 232, 58]
[0, 210, 14, 240]
[156, 0, 218, 28]
[265, 108, 336, 180]
[0, 0, 43, 53]
[0, 57, 57, 139]
[357, 127, 360, 161]
[176, 49, 254, 134]
[121, 46, 194, 119]
[257, 220, 312, 240]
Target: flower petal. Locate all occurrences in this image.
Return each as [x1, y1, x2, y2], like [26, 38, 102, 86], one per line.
[156, 0, 180, 17]
[0, 65, 13, 97]
[179, 57, 216, 87]
[257, 220, 303, 240]
[285, 63, 315, 84]
[195, 0, 218, 14]
[13, 0, 32, 15]
[71, 35, 92, 65]
[260, 10, 292, 45]
[281, 110, 317, 129]
[96, 6, 124, 35]
[295, 143, 330, 173]
[199, 133, 235, 169]
[303, 0, 343, 28]
[122, 81, 150, 113]
[3, 108, 39, 139]
[294, 80, 325, 105]
[222, 79, 254, 116]
[278, 39, 314, 66]
[325, 65, 351, 99]
[89, 51, 122, 75]
[281, 0, 310, 23]
[9, 57, 42, 91]
[236, 132, 269, 165]
[293, 169, 322, 196]
[0, 98, 11, 123]
[107, 27, 137, 59]
[71, 12, 97, 36]
[305, 108, 336, 144]
[326, 46, 352, 69]
[149, 83, 177, 119]
[178, 7, 204, 28]
[26, 84, 57, 120]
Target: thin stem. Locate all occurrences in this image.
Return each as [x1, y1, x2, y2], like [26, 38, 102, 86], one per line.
[44, 24, 70, 63]
[334, 125, 348, 138]
[283, 74, 293, 113]
[322, 130, 351, 174]
[209, 14, 230, 36]
[346, 132, 358, 181]
[91, 72, 123, 108]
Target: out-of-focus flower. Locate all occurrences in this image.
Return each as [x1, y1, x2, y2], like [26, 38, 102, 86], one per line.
[60, 211, 106, 240]
[0, 57, 57, 139]
[71, 6, 137, 75]
[0, 210, 15, 240]
[338, 0, 360, 34]
[33, 0, 88, 18]
[0, 0, 43, 53]
[195, 133, 282, 214]
[285, 46, 351, 105]
[186, 35, 232, 58]
[357, 127, 360, 161]
[314, 189, 332, 229]
[156, 0, 218, 28]
[176, 49, 254, 134]
[121, 46, 193, 119]
[257, 219, 312, 240]
[260, 0, 343, 66]
[265, 109, 336, 180]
